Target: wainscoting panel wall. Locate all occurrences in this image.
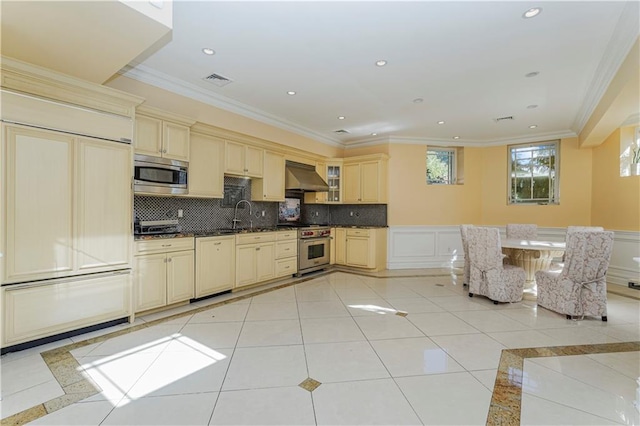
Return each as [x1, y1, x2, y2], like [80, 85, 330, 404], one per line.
[387, 226, 640, 289]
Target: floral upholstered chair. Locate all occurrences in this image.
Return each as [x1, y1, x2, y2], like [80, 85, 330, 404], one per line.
[536, 230, 614, 321]
[567, 226, 604, 234]
[506, 223, 538, 240]
[459, 224, 473, 286]
[467, 227, 526, 303]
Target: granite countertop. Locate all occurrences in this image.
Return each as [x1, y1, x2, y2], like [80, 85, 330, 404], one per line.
[331, 225, 388, 229]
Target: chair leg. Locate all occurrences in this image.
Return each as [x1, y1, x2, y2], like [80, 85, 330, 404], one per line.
[566, 315, 572, 320]
[493, 300, 498, 305]
[468, 293, 473, 298]
[602, 316, 607, 322]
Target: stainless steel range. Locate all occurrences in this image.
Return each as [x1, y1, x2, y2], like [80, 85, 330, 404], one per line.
[297, 226, 331, 276]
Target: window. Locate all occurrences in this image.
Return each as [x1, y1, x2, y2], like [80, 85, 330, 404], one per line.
[508, 141, 559, 204]
[427, 148, 456, 184]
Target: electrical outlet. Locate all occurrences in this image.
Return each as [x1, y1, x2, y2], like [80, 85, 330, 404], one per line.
[261, 210, 265, 217]
[349, 211, 354, 217]
[177, 209, 184, 218]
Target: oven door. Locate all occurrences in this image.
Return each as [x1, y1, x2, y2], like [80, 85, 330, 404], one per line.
[299, 237, 330, 272]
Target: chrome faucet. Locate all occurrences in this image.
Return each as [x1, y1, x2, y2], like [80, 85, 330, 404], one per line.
[232, 199, 253, 229]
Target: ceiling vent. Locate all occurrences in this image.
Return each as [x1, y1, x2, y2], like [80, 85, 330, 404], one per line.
[494, 115, 515, 123]
[334, 129, 350, 134]
[203, 73, 233, 87]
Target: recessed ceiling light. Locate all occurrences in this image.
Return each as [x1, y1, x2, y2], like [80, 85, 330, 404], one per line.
[527, 104, 538, 109]
[437, 121, 445, 125]
[287, 91, 296, 95]
[525, 71, 540, 78]
[453, 136, 460, 140]
[371, 133, 377, 136]
[338, 116, 345, 120]
[375, 60, 387, 67]
[529, 125, 538, 129]
[522, 7, 542, 19]
[202, 48, 215, 55]
[413, 98, 424, 104]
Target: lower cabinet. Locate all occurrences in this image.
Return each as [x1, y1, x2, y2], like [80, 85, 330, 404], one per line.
[134, 238, 194, 313]
[276, 230, 298, 277]
[236, 242, 276, 287]
[2, 271, 131, 348]
[195, 236, 235, 298]
[334, 228, 387, 271]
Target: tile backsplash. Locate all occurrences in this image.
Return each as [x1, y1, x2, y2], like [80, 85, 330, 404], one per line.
[135, 177, 387, 231]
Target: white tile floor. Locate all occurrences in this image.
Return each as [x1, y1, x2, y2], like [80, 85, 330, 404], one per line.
[1, 271, 639, 425]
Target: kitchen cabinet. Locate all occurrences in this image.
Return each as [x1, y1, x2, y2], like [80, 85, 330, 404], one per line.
[330, 228, 336, 265]
[275, 230, 298, 277]
[188, 132, 224, 198]
[343, 155, 389, 203]
[2, 271, 131, 347]
[195, 235, 235, 298]
[135, 107, 195, 162]
[134, 238, 194, 313]
[235, 232, 276, 287]
[2, 124, 132, 284]
[252, 150, 285, 202]
[334, 227, 387, 271]
[335, 228, 347, 265]
[224, 140, 264, 178]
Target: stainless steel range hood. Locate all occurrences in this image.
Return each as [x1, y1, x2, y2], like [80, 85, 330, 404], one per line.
[285, 161, 329, 192]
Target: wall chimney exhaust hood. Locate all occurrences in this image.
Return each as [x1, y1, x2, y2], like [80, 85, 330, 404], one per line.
[285, 161, 329, 192]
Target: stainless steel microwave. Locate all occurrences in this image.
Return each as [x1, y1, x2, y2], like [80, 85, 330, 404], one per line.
[134, 154, 188, 195]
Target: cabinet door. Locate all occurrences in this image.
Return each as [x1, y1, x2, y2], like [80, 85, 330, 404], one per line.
[245, 145, 264, 177]
[256, 243, 275, 282]
[4, 125, 74, 283]
[343, 163, 361, 203]
[262, 151, 285, 201]
[346, 236, 371, 267]
[236, 245, 257, 287]
[167, 250, 195, 304]
[134, 115, 163, 157]
[335, 228, 347, 265]
[360, 161, 380, 203]
[189, 133, 224, 198]
[134, 254, 167, 312]
[225, 140, 246, 175]
[76, 138, 132, 273]
[196, 237, 235, 298]
[162, 121, 190, 161]
[326, 164, 342, 203]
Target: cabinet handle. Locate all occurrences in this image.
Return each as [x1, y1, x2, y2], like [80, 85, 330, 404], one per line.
[254, 236, 261, 239]
[214, 242, 222, 246]
[256, 247, 261, 251]
[284, 248, 290, 251]
[161, 244, 172, 247]
[285, 266, 290, 269]
[168, 258, 172, 262]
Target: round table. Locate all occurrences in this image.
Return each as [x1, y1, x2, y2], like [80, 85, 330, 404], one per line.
[501, 239, 566, 288]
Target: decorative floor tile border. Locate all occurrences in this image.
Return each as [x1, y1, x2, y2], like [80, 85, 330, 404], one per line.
[486, 341, 640, 425]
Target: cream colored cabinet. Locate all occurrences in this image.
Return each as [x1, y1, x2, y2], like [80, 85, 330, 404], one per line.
[252, 151, 285, 202]
[195, 236, 235, 298]
[224, 140, 263, 177]
[134, 238, 195, 313]
[330, 228, 336, 265]
[235, 232, 276, 287]
[2, 124, 132, 284]
[304, 162, 327, 204]
[135, 107, 195, 162]
[2, 271, 131, 347]
[345, 228, 388, 270]
[335, 228, 347, 265]
[276, 231, 298, 277]
[343, 155, 389, 203]
[188, 132, 224, 198]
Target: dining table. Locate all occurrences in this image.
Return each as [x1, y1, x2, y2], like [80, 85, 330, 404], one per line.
[501, 239, 566, 290]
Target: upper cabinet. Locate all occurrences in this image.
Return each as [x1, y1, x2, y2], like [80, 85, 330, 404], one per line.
[135, 106, 195, 162]
[252, 151, 285, 202]
[188, 131, 225, 198]
[304, 160, 342, 204]
[224, 140, 264, 178]
[343, 154, 389, 204]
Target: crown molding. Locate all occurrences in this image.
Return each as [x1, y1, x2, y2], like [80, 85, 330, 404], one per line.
[572, 2, 640, 134]
[118, 64, 345, 148]
[343, 130, 578, 149]
[620, 113, 640, 128]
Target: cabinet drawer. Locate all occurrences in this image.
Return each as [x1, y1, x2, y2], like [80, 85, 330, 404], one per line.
[135, 238, 194, 255]
[236, 232, 276, 245]
[276, 258, 297, 277]
[346, 228, 370, 237]
[277, 231, 297, 241]
[276, 240, 298, 259]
